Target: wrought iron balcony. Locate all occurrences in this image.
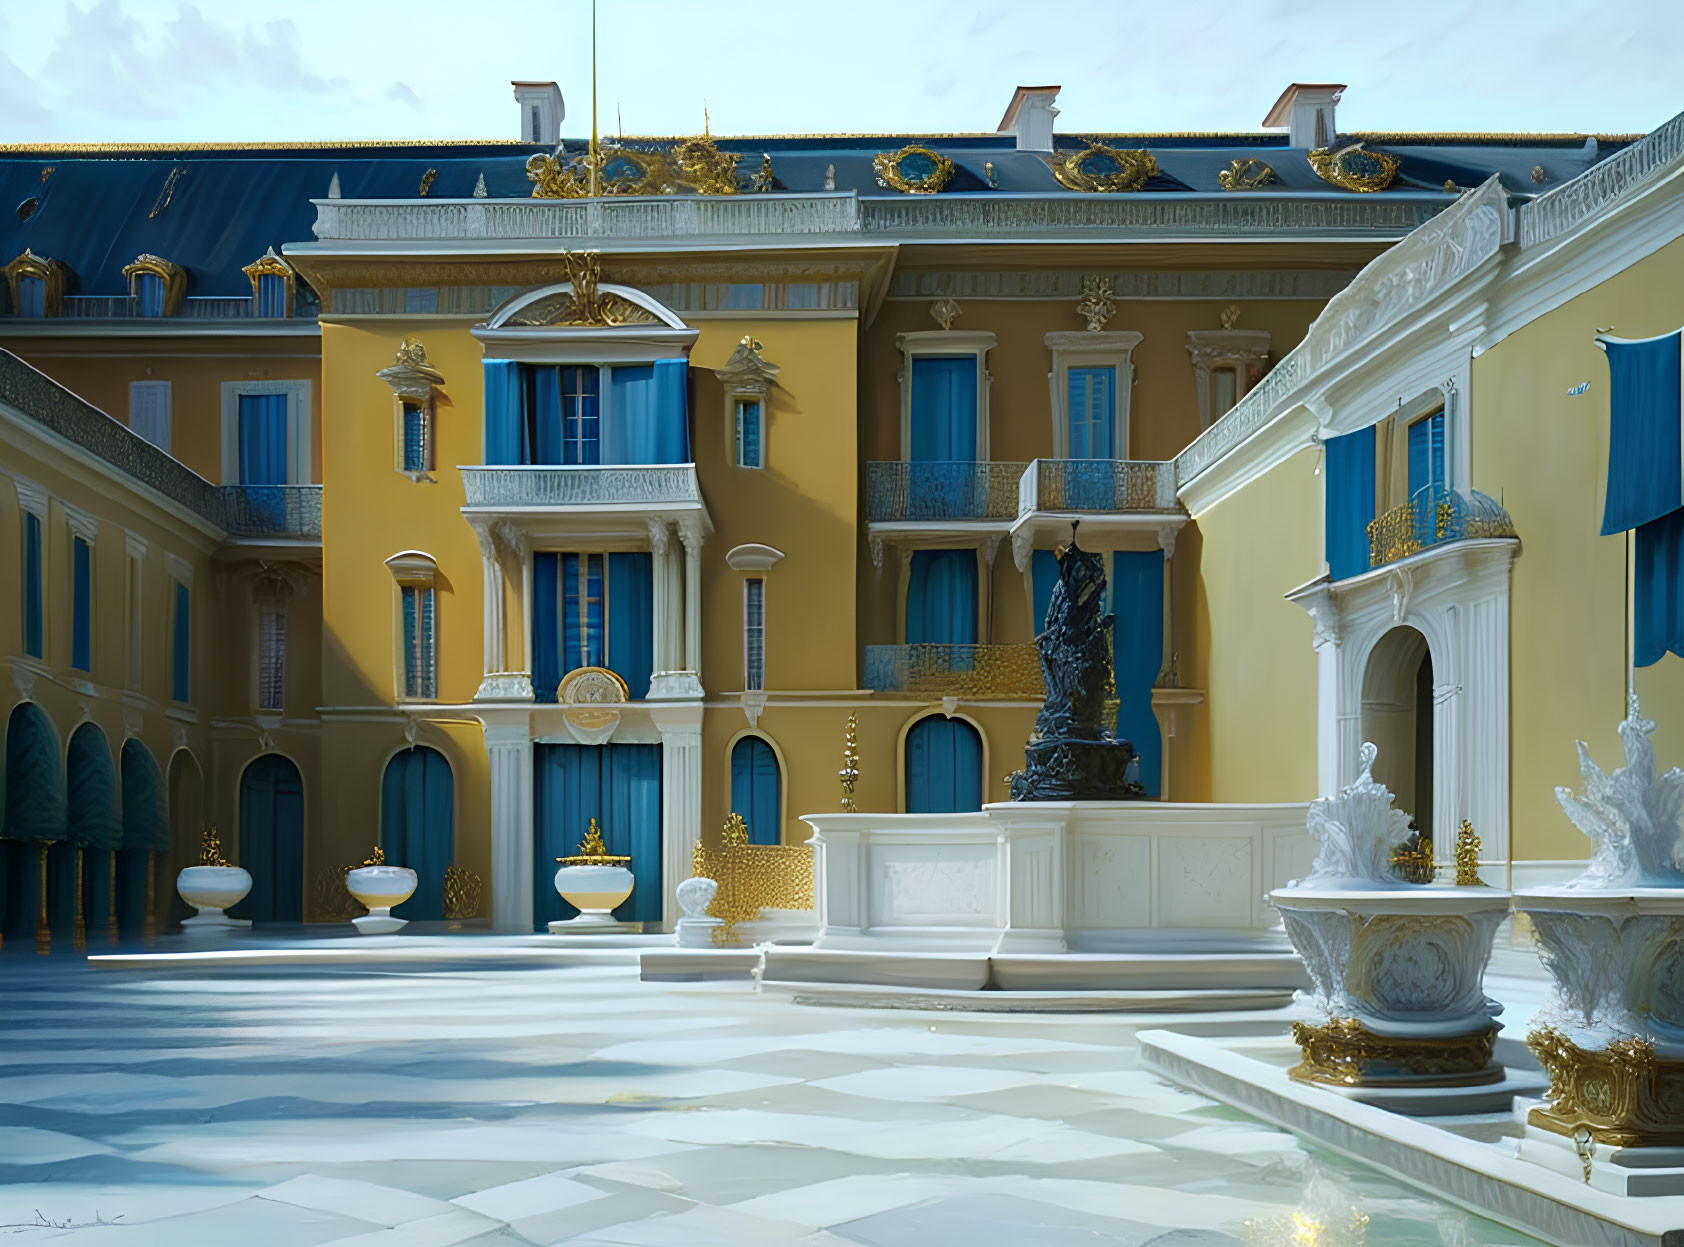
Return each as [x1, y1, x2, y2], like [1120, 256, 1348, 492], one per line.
[1017, 459, 1180, 515]
[460, 463, 702, 510]
[865, 643, 1044, 699]
[1367, 488, 1516, 570]
[219, 485, 322, 538]
[866, 461, 1027, 524]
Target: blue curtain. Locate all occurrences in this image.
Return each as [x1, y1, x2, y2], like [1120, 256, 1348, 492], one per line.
[607, 552, 654, 699]
[730, 736, 782, 845]
[905, 716, 983, 813]
[1601, 331, 1684, 535]
[910, 357, 978, 462]
[171, 582, 190, 703]
[533, 743, 662, 927]
[906, 549, 978, 645]
[1032, 549, 1059, 635]
[237, 754, 304, 924]
[533, 551, 562, 703]
[651, 358, 691, 462]
[483, 359, 526, 465]
[530, 364, 564, 465]
[1636, 507, 1684, 666]
[600, 361, 690, 465]
[71, 537, 91, 671]
[1068, 366, 1116, 460]
[380, 746, 453, 921]
[23, 511, 42, 659]
[1112, 550, 1165, 797]
[1407, 412, 1446, 499]
[237, 393, 289, 485]
[1324, 425, 1377, 581]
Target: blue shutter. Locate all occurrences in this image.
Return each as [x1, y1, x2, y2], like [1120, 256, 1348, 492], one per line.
[255, 274, 287, 318]
[905, 549, 978, 645]
[1407, 412, 1447, 499]
[652, 358, 691, 463]
[1067, 366, 1115, 461]
[737, 400, 762, 468]
[1031, 549, 1059, 635]
[731, 736, 782, 844]
[135, 274, 165, 317]
[607, 552, 653, 699]
[401, 404, 425, 472]
[1111, 550, 1165, 797]
[909, 357, 977, 462]
[71, 537, 91, 672]
[18, 276, 45, 317]
[532, 552, 561, 703]
[482, 359, 526, 465]
[237, 393, 289, 485]
[530, 365, 564, 465]
[380, 746, 453, 921]
[171, 582, 190, 702]
[419, 589, 436, 698]
[22, 511, 42, 659]
[604, 362, 689, 465]
[1324, 426, 1377, 581]
[905, 716, 983, 813]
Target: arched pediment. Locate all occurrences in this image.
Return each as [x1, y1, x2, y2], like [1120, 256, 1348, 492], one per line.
[487, 280, 687, 331]
[474, 257, 698, 363]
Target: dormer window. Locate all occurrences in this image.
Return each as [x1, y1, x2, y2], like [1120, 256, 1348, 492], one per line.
[4, 249, 70, 317]
[242, 247, 297, 319]
[121, 254, 186, 318]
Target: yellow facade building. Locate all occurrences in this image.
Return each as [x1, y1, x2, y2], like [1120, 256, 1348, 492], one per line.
[0, 81, 1666, 938]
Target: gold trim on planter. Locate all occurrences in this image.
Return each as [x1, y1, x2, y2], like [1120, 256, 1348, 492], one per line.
[1290, 1016, 1500, 1087]
[1528, 1027, 1684, 1147]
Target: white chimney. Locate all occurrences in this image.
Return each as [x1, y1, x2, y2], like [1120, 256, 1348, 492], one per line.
[512, 81, 565, 146]
[998, 85, 1060, 153]
[1262, 83, 1345, 149]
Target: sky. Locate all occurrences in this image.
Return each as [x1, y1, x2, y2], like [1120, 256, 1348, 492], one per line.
[0, 0, 1679, 144]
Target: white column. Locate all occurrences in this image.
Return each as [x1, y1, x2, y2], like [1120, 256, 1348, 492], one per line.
[650, 703, 703, 932]
[681, 521, 702, 681]
[647, 518, 671, 674]
[483, 713, 534, 931]
[475, 526, 505, 677]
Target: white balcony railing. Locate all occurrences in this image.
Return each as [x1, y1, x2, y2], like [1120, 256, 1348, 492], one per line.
[459, 463, 702, 509]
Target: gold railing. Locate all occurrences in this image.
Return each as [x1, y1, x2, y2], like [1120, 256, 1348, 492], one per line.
[693, 814, 814, 944]
[1367, 488, 1516, 570]
[866, 461, 1027, 522]
[864, 642, 1044, 698]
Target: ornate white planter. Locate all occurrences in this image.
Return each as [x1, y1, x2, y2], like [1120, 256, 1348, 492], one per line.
[177, 865, 253, 933]
[346, 864, 418, 935]
[551, 863, 635, 933]
[1515, 699, 1684, 1183]
[1271, 743, 1509, 1088]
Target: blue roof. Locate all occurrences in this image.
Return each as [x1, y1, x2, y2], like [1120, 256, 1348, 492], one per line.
[0, 131, 1634, 298]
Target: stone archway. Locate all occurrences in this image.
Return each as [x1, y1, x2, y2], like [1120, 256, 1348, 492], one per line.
[1361, 626, 1433, 833]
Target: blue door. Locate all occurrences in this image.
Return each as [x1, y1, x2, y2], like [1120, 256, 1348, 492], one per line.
[533, 744, 662, 928]
[239, 755, 304, 923]
[905, 716, 983, 813]
[730, 736, 782, 845]
[380, 747, 454, 921]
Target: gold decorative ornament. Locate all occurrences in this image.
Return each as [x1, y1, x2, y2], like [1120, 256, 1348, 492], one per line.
[671, 131, 741, 195]
[1219, 304, 1242, 330]
[1454, 819, 1484, 886]
[376, 337, 445, 401]
[241, 246, 297, 316]
[557, 818, 632, 867]
[873, 144, 955, 194]
[751, 152, 775, 192]
[1075, 275, 1116, 332]
[1532, 164, 1548, 184]
[527, 128, 744, 199]
[1443, 179, 1458, 193]
[360, 845, 386, 868]
[1389, 826, 1435, 883]
[149, 165, 185, 218]
[4, 249, 70, 316]
[1050, 143, 1158, 193]
[198, 826, 230, 868]
[840, 713, 860, 812]
[1291, 1016, 1499, 1087]
[312, 864, 361, 922]
[929, 298, 961, 331]
[693, 812, 814, 943]
[121, 254, 188, 316]
[418, 167, 437, 197]
[1217, 157, 1275, 191]
[502, 251, 661, 328]
[1308, 143, 1401, 193]
[984, 160, 996, 188]
[1528, 1026, 1684, 1147]
[442, 865, 482, 921]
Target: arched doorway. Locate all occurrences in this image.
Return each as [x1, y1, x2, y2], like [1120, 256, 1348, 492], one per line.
[729, 735, 782, 845]
[67, 724, 121, 944]
[167, 750, 204, 928]
[1361, 626, 1434, 837]
[904, 715, 984, 813]
[380, 746, 453, 921]
[533, 743, 662, 929]
[239, 754, 304, 924]
[3, 703, 66, 945]
[118, 740, 168, 937]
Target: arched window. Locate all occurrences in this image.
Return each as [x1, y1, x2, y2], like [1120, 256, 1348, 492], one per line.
[904, 715, 983, 813]
[67, 724, 120, 942]
[2, 703, 65, 941]
[730, 736, 782, 845]
[380, 746, 454, 921]
[118, 739, 168, 936]
[238, 754, 304, 924]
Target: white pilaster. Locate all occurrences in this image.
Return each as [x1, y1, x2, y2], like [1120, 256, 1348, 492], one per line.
[647, 518, 671, 674]
[482, 711, 534, 931]
[681, 521, 703, 683]
[650, 702, 704, 932]
[474, 525, 506, 676]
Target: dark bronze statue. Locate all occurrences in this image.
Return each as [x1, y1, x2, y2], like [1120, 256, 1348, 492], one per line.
[1009, 532, 1147, 801]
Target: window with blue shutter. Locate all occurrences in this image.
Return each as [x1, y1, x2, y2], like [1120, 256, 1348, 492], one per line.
[1407, 411, 1447, 500]
[17, 276, 45, 317]
[532, 551, 653, 701]
[561, 366, 600, 465]
[1067, 365, 1116, 460]
[1324, 426, 1378, 581]
[744, 578, 766, 690]
[22, 511, 42, 658]
[255, 274, 289, 318]
[909, 356, 978, 461]
[134, 273, 166, 317]
[401, 585, 437, 700]
[401, 401, 426, 473]
[71, 536, 91, 672]
[730, 735, 781, 844]
[735, 399, 763, 468]
[171, 581, 191, 702]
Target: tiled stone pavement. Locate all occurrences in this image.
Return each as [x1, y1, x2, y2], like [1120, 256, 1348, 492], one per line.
[0, 952, 1545, 1245]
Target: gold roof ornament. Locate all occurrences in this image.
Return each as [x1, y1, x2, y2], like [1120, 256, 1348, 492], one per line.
[874, 144, 955, 194]
[558, 817, 632, 866]
[418, 167, 438, 197]
[1050, 143, 1158, 193]
[502, 251, 660, 328]
[751, 152, 775, 192]
[4, 248, 71, 315]
[1075, 275, 1116, 332]
[672, 130, 741, 195]
[839, 714, 860, 812]
[1219, 304, 1242, 329]
[1217, 157, 1275, 191]
[929, 298, 961, 331]
[198, 826, 230, 868]
[1308, 143, 1401, 193]
[1532, 164, 1548, 184]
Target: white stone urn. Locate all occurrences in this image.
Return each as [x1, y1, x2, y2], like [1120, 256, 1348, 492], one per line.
[346, 852, 418, 935]
[177, 865, 253, 933]
[674, 874, 723, 948]
[550, 819, 636, 934]
[1514, 698, 1684, 1190]
[1270, 742, 1510, 1090]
